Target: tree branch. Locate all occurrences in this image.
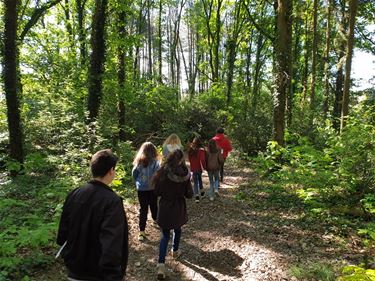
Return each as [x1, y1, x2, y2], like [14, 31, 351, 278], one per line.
[355, 26, 375, 55]
[242, 0, 274, 42]
[19, 0, 63, 42]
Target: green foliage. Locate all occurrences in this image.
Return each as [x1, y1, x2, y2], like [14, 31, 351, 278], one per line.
[0, 195, 57, 280]
[256, 105, 375, 215]
[339, 265, 375, 281]
[289, 262, 336, 281]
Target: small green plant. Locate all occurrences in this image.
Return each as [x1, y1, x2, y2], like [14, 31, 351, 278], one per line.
[289, 262, 336, 281]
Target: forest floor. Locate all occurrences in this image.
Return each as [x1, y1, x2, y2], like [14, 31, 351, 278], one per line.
[46, 156, 365, 281]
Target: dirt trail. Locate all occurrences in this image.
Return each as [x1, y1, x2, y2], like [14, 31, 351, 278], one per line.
[125, 160, 290, 281]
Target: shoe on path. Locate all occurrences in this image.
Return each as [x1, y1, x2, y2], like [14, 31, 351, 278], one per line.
[209, 196, 214, 201]
[200, 191, 205, 197]
[215, 190, 220, 197]
[157, 263, 166, 280]
[171, 249, 181, 259]
[195, 196, 200, 203]
[138, 231, 146, 241]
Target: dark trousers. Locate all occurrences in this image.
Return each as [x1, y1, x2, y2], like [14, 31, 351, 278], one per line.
[158, 228, 182, 263]
[137, 190, 158, 231]
[219, 161, 224, 182]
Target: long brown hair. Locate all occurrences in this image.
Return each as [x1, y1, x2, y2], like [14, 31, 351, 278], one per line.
[188, 137, 203, 157]
[208, 139, 219, 153]
[152, 149, 185, 183]
[133, 142, 158, 167]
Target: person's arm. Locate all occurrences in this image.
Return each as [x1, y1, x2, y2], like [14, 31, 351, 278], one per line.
[199, 149, 207, 170]
[131, 166, 138, 181]
[184, 180, 194, 199]
[56, 189, 75, 245]
[225, 138, 233, 153]
[99, 198, 128, 281]
[154, 177, 162, 196]
[153, 160, 160, 173]
[218, 153, 224, 165]
[162, 145, 168, 158]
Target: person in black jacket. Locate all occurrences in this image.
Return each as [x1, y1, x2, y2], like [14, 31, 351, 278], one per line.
[57, 149, 129, 281]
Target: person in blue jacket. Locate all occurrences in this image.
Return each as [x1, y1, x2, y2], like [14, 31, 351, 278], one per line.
[132, 142, 160, 241]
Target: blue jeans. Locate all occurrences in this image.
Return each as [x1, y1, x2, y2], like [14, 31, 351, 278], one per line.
[192, 171, 203, 196]
[158, 228, 181, 263]
[208, 170, 219, 197]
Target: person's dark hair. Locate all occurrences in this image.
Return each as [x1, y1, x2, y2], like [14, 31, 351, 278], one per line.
[91, 149, 118, 178]
[216, 127, 224, 134]
[208, 139, 219, 153]
[188, 137, 203, 156]
[152, 149, 185, 184]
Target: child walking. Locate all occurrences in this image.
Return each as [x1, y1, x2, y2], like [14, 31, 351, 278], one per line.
[206, 139, 224, 201]
[162, 133, 182, 158]
[188, 137, 206, 203]
[132, 142, 160, 241]
[152, 149, 193, 280]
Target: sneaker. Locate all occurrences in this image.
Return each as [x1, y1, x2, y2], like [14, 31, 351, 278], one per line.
[171, 249, 181, 259]
[200, 191, 205, 197]
[209, 196, 214, 201]
[157, 263, 166, 280]
[195, 196, 200, 203]
[138, 231, 146, 241]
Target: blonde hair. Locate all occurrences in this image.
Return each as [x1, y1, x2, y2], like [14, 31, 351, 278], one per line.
[163, 133, 182, 147]
[133, 142, 158, 167]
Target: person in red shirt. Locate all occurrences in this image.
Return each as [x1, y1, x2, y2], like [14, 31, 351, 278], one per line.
[212, 127, 232, 182]
[188, 137, 206, 203]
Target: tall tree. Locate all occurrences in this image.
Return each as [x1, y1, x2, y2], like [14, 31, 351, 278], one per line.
[157, 0, 163, 83]
[273, 0, 292, 146]
[225, 0, 245, 105]
[3, 0, 24, 164]
[117, 7, 126, 141]
[340, 0, 359, 131]
[310, 0, 318, 110]
[3, 0, 63, 164]
[333, 1, 347, 130]
[322, 0, 332, 116]
[76, 0, 88, 66]
[87, 0, 108, 123]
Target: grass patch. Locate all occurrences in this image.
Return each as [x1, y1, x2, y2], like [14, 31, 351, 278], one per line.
[289, 262, 336, 281]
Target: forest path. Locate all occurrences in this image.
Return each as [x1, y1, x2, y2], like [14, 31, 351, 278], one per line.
[126, 157, 292, 281]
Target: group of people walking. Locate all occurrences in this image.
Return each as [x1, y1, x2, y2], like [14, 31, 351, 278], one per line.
[56, 128, 232, 281]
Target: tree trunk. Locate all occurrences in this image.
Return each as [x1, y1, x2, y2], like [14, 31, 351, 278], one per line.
[340, 0, 358, 131]
[273, 0, 292, 146]
[310, 0, 318, 110]
[3, 0, 24, 164]
[147, 0, 152, 76]
[158, 0, 163, 83]
[226, 38, 236, 104]
[76, 0, 87, 66]
[301, 12, 310, 104]
[117, 10, 126, 141]
[322, 0, 331, 117]
[250, 34, 265, 119]
[333, 1, 347, 130]
[288, 4, 302, 126]
[213, 0, 223, 82]
[133, 1, 144, 82]
[87, 0, 108, 123]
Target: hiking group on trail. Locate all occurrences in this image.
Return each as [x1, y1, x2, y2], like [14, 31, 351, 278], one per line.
[57, 128, 232, 281]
